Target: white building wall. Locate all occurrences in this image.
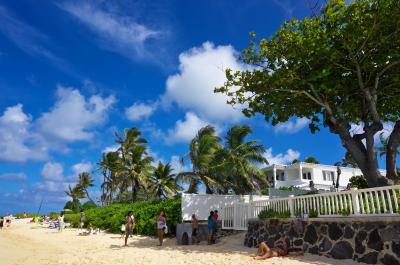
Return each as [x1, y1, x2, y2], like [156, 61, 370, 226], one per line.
[266, 162, 385, 191]
[181, 193, 269, 221]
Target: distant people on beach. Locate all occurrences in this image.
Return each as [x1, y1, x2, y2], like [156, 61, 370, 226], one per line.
[120, 223, 126, 239]
[23, 212, 27, 218]
[157, 210, 167, 246]
[58, 212, 65, 232]
[79, 223, 93, 236]
[207, 211, 215, 245]
[213, 210, 219, 243]
[0, 217, 3, 230]
[124, 211, 134, 246]
[79, 210, 86, 230]
[191, 214, 199, 244]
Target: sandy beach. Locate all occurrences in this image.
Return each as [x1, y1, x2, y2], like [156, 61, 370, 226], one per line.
[0, 219, 361, 265]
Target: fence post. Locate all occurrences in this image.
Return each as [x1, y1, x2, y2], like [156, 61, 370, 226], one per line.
[288, 195, 295, 218]
[351, 188, 360, 215]
[233, 203, 237, 229]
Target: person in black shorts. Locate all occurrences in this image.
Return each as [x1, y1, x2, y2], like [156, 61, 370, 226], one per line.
[191, 214, 199, 244]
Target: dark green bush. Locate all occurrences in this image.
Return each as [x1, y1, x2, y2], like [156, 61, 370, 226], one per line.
[81, 201, 97, 211]
[347, 175, 369, 189]
[81, 199, 181, 236]
[258, 208, 290, 219]
[65, 213, 80, 227]
[308, 209, 318, 218]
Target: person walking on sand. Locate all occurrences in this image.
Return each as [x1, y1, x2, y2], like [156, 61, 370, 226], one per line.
[191, 214, 199, 244]
[157, 211, 166, 246]
[58, 212, 65, 232]
[207, 211, 215, 245]
[124, 211, 134, 246]
[79, 209, 85, 230]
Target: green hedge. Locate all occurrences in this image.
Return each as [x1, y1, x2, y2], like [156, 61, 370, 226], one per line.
[66, 200, 181, 236]
[258, 208, 290, 219]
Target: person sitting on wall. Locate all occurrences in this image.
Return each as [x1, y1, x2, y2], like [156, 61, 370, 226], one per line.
[253, 239, 303, 260]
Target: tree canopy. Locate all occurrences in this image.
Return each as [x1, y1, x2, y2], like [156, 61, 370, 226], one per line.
[216, 0, 400, 186]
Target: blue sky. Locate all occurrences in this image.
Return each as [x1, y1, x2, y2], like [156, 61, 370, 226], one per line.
[0, 0, 394, 215]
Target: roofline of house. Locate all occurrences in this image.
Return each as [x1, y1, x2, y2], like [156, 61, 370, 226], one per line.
[264, 161, 386, 173]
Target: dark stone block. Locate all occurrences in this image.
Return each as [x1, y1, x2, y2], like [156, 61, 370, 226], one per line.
[352, 223, 359, 230]
[393, 241, 400, 258]
[329, 223, 343, 241]
[358, 251, 378, 265]
[381, 254, 400, 265]
[303, 244, 309, 252]
[294, 239, 303, 246]
[288, 227, 299, 238]
[267, 226, 277, 235]
[363, 223, 375, 231]
[304, 224, 318, 245]
[381, 227, 400, 242]
[289, 247, 303, 252]
[367, 229, 383, 251]
[320, 225, 328, 235]
[330, 241, 354, 260]
[319, 237, 332, 253]
[355, 231, 367, 254]
[344, 226, 355, 239]
[309, 245, 319, 254]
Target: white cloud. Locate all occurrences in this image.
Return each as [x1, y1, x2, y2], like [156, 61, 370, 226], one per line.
[0, 104, 47, 162]
[263, 148, 301, 165]
[0, 172, 27, 181]
[165, 112, 208, 145]
[162, 42, 246, 122]
[72, 162, 92, 176]
[125, 102, 156, 121]
[41, 162, 64, 182]
[59, 1, 160, 61]
[37, 85, 115, 142]
[102, 144, 119, 154]
[274, 117, 309, 134]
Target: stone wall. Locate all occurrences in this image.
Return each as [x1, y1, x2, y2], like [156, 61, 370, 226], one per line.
[245, 217, 400, 265]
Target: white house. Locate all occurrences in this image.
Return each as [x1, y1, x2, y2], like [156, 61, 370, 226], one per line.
[264, 162, 386, 191]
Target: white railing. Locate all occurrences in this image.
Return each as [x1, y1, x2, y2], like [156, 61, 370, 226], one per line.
[222, 185, 400, 230]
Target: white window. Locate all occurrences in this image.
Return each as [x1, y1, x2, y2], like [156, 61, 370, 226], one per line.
[302, 172, 312, 180]
[277, 172, 285, 181]
[323, 171, 335, 181]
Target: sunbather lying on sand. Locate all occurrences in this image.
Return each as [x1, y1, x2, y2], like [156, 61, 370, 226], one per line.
[79, 224, 93, 236]
[253, 239, 303, 260]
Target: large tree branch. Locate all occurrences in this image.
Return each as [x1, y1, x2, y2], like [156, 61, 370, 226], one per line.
[374, 60, 400, 92]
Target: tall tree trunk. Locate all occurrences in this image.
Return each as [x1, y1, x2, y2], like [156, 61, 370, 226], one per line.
[328, 119, 387, 187]
[187, 179, 199, 193]
[386, 121, 400, 180]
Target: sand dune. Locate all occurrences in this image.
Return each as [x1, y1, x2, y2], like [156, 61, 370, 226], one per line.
[0, 219, 360, 265]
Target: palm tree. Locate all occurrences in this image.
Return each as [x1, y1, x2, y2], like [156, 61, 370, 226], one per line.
[180, 125, 222, 194]
[341, 151, 359, 168]
[118, 143, 154, 202]
[149, 162, 181, 199]
[77, 172, 95, 203]
[99, 151, 120, 205]
[65, 184, 85, 201]
[216, 125, 268, 194]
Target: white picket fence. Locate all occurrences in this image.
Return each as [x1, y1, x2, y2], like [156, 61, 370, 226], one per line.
[222, 185, 400, 230]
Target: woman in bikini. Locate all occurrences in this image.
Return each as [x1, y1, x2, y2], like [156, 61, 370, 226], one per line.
[157, 211, 166, 246]
[254, 239, 288, 260]
[124, 211, 134, 246]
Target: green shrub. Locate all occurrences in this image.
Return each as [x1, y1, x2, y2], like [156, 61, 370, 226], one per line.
[308, 209, 318, 218]
[81, 199, 181, 236]
[261, 188, 269, 195]
[338, 209, 351, 216]
[81, 201, 97, 211]
[65, 213, 80, 227]
[258, 208, 290, 219]
[347, 175, 369, 189]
